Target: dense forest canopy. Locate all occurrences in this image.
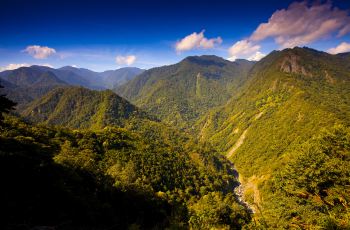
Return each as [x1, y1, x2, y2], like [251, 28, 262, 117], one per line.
[1, 47, 350, 229]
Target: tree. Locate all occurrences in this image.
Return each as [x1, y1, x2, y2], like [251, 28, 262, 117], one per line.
[0, 84, 16, 122]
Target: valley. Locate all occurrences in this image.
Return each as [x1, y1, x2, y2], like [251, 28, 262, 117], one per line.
[1, 47, 350, 229]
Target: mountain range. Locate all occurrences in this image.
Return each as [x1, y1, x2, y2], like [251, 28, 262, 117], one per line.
[115, 55, 254, 130]
[0, 65, 143, 107]
[1, 47, 350, 229]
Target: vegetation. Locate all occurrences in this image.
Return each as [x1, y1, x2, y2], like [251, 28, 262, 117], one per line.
[115, 55, 254, 130]
[0, 65, 143, 108]
[20, 86, 151, 130]
[264, 125, 350, 228]
[0, 84, 16, 122]
[0, 95, 250, 229]
[196, 47, 350, 228]
[2, 47, 350, 229]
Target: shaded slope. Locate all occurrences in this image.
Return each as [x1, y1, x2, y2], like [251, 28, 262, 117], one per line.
[101, 67, 144, 88]
[0, 67, 68, 106]
[196, 47, 350, 227]
[116, 55, 254, 129]
[20, 87, 149, 129]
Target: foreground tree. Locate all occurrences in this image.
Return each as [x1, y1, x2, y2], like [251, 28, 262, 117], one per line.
[0, 84, 16, 122]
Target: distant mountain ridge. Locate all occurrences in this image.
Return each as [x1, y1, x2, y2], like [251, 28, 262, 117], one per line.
[115, 55, 254, 130]
[0, 65, 144, 106]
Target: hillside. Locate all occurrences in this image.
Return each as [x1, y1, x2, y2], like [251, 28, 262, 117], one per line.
[100, 67, 144, 88]
[196, 47, 350, 228]
[20, 86, 150, 129]
[0, 67, 68, 106]
[0, 65, 143, 108]
[0, 109, 250, 229]
[115, 55, 254, 130]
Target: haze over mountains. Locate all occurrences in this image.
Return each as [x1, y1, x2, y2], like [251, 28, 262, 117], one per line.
[0, 65, 143, 107]
[1, 47, 350, 229]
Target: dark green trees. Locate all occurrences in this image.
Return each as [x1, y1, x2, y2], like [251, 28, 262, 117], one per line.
[0, 84, 16, 121]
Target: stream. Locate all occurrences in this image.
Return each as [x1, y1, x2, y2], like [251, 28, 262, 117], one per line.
[229, 163, 255, 214]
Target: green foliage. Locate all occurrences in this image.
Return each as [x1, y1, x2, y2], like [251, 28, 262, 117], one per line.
[0, 115, 251, 229]
[196, 47, 350, 227]
[189, 192, 250, 229]
[0, 84, 17, 121]
[263, 125, 350, 229]
[115, 55, 254, 130]
[20, 86, 151, 129]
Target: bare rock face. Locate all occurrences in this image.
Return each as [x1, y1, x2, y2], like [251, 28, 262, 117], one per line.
[280, 54, 311, 76]
[324, 70, 336, 84]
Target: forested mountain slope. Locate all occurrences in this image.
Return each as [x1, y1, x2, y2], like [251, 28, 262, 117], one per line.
[0, 65, 143, 108]
[0, 112, 251, 229]
[115, 55, 254, 130]
[197, 47, 350, 228]
[0, 67, 68, 106]
[20, 87, 150, 129]
[100, 67, 144, 88]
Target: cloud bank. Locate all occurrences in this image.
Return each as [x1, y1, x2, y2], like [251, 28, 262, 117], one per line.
[176, 30, 222, 52]
[251, 1, 350, 48]
[228, 40, 262, 61]
[23, 45, 56, 59]
[0, 63, 53, 72]
[327, 42, 350, 54]
[228, 1, 350, 60]
[0, 63, 30, 72]
[115, 55, 136, 65]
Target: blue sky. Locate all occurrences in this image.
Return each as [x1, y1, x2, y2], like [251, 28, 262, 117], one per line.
[1, 0, 350, 71]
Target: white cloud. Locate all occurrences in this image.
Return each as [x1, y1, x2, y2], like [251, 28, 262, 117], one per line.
[250, 1, 350, 48]
[175, 30, 222, 52]
[327, 42, 350, 54]
[228, 39, 260, 61]
[40, 63, 54, 68]
[0, 63, 30, 72]
[23, 45, 56, 59]
[247, 51, 266, 61]
[115, 55, 136, 66]
[227, 1, 350, 60]
[0, 63, 53, 72]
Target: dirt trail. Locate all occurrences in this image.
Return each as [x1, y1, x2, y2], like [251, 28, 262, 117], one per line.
[227, 129, 248, 158]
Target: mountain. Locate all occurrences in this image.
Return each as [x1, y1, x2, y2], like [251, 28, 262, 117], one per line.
[20, 86, 150, 129]
[196, 47, 350, 228]
[115, 55, 254, 130]
[0, 67, 68, 106]
[58, 66, 144, 89]
[1, 101, 250, 229]
[0, 67, 66, 87]
[101, 67, 144, 88]
[58, 66, 105, 89]
[2, 47, 350, 229]
[0, 65, 144, 107]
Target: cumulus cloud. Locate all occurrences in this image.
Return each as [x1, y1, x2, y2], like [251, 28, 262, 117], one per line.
[227, 1, 350, 60]
[0, 63, 30, 72]
[115, 55, 136, 65]
[0, 63, 53, 72]
[23, 45, 56, 59]
[228, 39, 260, 61]
[327, 42, 350, 54]
[175, 30, 222, 52]
[250, 1, 350, 48]
[247, 51, 266, 61]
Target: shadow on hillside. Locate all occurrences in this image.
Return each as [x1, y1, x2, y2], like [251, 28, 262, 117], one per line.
[0, 137, 173, 230]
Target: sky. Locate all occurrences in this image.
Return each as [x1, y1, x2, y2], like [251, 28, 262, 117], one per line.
[0, 0, 350, 71]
